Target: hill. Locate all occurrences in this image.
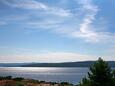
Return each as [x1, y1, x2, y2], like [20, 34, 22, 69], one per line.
[22, 61, 115, 67]
[0, 61, 115, 67]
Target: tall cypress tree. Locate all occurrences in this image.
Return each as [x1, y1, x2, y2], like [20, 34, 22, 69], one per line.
[88, 58, 113, 86]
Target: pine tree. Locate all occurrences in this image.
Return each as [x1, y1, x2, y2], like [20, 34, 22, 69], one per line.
[78, 58, 115, 86]
[88, 58, 113, 86]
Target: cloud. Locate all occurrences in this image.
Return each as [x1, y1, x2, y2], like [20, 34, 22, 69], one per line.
[70, 0, 99, 42]
[0, 51, 114, 63]
[1, 0, 48, 10]
[0, 21, 7, 25]
[0, 46, 114, 62]
[0, 52, 98, 63]
[1, 0, 71, 17]
[57, 0, 115, 43]
[1, 0, 115, 43]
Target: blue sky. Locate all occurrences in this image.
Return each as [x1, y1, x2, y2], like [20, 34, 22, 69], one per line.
[0, 0, 115, 63]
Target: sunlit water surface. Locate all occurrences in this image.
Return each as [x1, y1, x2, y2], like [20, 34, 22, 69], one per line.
[0, 67, 89, 84]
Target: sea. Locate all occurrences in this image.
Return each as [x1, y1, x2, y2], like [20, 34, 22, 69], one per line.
[0, 67, 92, 84]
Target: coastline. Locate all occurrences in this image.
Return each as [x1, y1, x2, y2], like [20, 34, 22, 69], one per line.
[0, 76, 74, 86]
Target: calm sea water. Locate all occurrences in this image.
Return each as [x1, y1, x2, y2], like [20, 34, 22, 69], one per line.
[0, 67, 89, 84]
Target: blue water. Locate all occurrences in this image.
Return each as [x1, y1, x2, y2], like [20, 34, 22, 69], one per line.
[0, 67, 89, 84]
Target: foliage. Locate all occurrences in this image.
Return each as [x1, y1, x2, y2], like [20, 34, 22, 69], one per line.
[0, 76, 12, 80]
[78, 58, 115, 86]
[60, 82, 73, 86]
[16, 82, 24, 86]
[113, 70, 115, 78]
[13, 77, 24, 81]
[79, 77, 91, 86]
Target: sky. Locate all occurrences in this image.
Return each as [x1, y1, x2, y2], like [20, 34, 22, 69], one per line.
[0, 0, 115, 63]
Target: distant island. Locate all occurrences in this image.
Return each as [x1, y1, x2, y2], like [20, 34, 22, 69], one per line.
[0, 61, 115, 67]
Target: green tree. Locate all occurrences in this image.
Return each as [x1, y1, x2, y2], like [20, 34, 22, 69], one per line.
[113, 70, 115, 78]
[88, 58, 113, 86]
[78, 58, 115, 86]
[13, 77, 24, 81]
[79, 77, 91, 86]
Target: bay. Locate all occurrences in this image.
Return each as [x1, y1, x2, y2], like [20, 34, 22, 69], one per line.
[0, 67, 89, 84]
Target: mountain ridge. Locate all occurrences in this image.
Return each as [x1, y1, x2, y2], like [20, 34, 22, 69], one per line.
[0, 61, 115, 67]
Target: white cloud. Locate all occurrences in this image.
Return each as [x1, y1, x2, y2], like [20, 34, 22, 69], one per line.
[7, 15, 28, 21]
[0, 52, 114, 63]
[0, 21, 7, 25]
[48, 8, 71, 17]
[0, 52, 98, 63]
[0, 46, 114, 62]
[70, 0, 99, 42]
[1, 0, 115, 43]
[57, 0, 115, 43]
[1, 0, 48, 10]
[69, 0, 115, 43]
[1, 0, 71, 17]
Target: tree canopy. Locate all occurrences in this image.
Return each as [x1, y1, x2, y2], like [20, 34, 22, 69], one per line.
[78, 58, 115, 86]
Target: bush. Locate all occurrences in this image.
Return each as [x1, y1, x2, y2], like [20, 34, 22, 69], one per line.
[0, 76, 12, 80]
[13, 77, 24, 81]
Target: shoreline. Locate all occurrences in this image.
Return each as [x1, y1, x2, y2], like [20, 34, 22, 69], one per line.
[0, 76, 75, 86]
